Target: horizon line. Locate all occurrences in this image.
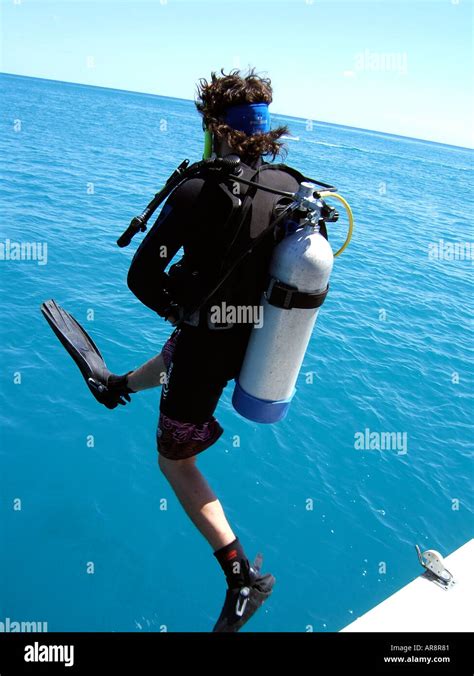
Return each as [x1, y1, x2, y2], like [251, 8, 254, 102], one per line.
[1, 71, 472, 152]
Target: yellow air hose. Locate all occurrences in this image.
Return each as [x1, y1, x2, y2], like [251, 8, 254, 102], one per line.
[320, 191, 354, 258]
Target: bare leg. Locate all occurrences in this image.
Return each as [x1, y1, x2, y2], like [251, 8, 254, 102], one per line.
[130, 352, 234, 547]
[127, 353, 167, 392]
[158, 454, 236, 550]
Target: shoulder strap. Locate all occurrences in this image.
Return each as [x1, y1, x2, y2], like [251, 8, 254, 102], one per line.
[258, 162, 306, 181]
[219, 165, 261, 263]
[258, 162, 335, 191]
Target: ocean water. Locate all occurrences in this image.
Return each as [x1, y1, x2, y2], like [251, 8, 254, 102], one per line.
[0, 73, 472, 633]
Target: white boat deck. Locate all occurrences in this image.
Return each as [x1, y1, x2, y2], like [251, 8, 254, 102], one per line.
[341, 539, 474, 632]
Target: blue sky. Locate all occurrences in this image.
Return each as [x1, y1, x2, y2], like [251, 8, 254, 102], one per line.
[1, 0, 473, 147]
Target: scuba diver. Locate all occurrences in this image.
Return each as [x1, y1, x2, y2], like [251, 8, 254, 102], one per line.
[42, 68, 352, 631]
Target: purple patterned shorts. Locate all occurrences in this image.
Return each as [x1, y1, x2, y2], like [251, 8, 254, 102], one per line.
[156, 328, 224, 461]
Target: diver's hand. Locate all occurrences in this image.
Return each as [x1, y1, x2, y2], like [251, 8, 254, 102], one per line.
[88, 373, 134, 409]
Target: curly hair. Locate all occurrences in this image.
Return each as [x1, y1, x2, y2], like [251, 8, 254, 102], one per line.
[195, 68, 288, 162]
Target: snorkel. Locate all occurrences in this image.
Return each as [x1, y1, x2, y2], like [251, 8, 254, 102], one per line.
[203, 128, 213, 160]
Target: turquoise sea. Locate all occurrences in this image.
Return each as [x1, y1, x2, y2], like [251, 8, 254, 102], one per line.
[0, 73, 472, 632]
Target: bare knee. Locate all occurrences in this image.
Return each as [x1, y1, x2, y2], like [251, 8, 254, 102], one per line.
[158, 453, 197, 474]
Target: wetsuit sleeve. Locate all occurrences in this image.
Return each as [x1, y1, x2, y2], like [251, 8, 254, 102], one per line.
[127, 183, 194, 317]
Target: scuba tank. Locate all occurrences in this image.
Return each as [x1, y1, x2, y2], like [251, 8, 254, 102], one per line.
[232, 183, 334, 423]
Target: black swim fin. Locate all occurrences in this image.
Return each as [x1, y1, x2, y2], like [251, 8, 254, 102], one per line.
[41, 299, 132, 409]
[212, 554, 275, 632]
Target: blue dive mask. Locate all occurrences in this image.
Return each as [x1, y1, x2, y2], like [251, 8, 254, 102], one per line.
[224, 103, 271, 136]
